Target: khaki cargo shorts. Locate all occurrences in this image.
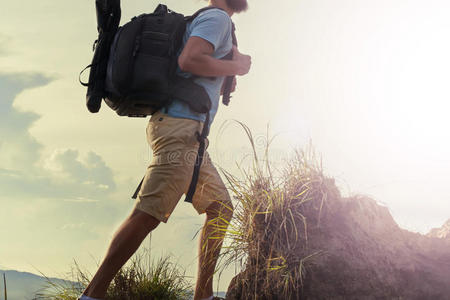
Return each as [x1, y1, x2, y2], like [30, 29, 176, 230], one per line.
[133, 110, 231, 223]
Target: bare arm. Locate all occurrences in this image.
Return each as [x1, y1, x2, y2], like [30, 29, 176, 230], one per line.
[178, 37, 251, 77]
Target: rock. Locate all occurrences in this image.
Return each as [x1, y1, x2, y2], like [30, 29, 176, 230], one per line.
[427, 219, 450, 239]
[226, 176, 450, 299]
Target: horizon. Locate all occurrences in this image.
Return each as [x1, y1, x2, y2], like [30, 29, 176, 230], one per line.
[1, 0, 450, 293]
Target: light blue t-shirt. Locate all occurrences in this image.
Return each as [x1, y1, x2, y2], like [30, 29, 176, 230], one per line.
[165, 8, 233, 127]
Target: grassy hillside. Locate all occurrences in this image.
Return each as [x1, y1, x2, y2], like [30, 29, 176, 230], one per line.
[218, 130, 450, 299]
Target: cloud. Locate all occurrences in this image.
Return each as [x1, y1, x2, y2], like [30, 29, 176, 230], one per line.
[0, 72, 116, 200]
[63, 197, 100, 203]
[0, 73, 50, 170]
[61, 222, 86, 230]
[44, 148, 116, 196]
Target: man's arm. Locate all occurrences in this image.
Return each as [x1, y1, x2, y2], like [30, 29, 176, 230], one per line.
[178, 38, 251, 77]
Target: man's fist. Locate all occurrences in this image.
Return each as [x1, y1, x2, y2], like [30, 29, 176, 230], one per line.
[232, 46, 252, 76]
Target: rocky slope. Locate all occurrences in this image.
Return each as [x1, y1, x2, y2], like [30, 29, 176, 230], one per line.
[427, 219, 450, 239]
[226, 178, 450, 300]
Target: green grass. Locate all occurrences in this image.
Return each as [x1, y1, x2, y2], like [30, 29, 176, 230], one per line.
[32, 250, 193, 300]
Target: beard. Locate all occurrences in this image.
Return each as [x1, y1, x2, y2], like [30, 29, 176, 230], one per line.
[225, 0, 248, 13]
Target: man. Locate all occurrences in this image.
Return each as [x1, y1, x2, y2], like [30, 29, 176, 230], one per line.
[79, 0, 251, 299]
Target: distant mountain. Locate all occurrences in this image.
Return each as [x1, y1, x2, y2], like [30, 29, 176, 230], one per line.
[427, 219, 450, 239]
[0, 269, 72, 300]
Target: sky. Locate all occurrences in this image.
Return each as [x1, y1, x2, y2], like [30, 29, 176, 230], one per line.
[1, 0, 450, 292]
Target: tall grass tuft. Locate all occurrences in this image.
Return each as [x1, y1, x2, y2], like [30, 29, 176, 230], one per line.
[215, 122, 330, 300]
[105, 254, 192, 300]
[33, 249, 193, 300]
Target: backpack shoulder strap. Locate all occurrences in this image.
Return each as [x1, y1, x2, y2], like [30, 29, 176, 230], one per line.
[222, 22, 237, 106]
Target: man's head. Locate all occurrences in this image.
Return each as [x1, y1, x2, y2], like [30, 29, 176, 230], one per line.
[225, 0, 248, 13]
[209, 0, 248, 14]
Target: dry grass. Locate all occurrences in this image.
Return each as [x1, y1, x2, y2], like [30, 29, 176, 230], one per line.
[214, 122, 329, 299]
[3, 273, 7, 300]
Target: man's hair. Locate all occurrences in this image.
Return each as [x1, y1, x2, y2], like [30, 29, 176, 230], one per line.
[205, 0, 249, 13]
[226, 0, 248, 13]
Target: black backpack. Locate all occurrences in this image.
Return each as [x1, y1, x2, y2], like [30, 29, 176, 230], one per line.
[104, 4, 217, 117]
[81, 3, 235, 117]
[81, 2, 237, 203]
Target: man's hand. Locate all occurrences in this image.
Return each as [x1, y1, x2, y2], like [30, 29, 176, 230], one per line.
[231, 46, 252, 76]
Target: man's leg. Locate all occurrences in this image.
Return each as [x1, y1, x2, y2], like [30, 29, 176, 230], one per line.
[194, 200, 233, 300]
[82, 208, 160, 299]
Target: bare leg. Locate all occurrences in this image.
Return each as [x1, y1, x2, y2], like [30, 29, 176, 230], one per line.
[194, 201, 233, 300]
[82, 208, 160, 299]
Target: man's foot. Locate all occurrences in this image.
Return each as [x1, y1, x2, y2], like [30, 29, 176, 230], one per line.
[78, 295, 103, 300]
[200, 296, 225, 300]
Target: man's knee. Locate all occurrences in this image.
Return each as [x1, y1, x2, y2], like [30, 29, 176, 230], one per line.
[205, 196, 234, 220]
[130, 208, 161, 231]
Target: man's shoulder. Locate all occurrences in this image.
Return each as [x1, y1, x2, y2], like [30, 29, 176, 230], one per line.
[195, 7, 231, 23]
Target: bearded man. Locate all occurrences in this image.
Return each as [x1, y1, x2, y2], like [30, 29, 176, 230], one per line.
[79, 0, 251, 299]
